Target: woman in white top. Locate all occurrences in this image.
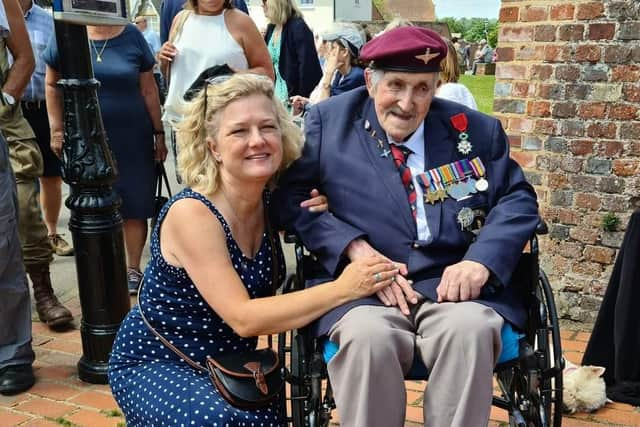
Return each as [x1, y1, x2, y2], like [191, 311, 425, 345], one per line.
[158, 0, 273, 125]
[436, 38, 478, 110]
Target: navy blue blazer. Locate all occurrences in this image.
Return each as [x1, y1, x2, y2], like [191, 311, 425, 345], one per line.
[330, 66, 365, 97]
[264, 17, 322, 98]
[275, 87, 539, 336]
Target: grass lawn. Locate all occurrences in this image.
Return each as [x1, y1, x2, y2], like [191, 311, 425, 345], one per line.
[459, 74, 496, 115]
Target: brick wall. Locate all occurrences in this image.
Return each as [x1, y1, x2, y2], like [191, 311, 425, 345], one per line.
[495, 0, 640, 322]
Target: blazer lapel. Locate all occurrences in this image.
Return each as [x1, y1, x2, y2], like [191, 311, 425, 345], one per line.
[422, 109, 457, 241]
[355, 100, 415, 233]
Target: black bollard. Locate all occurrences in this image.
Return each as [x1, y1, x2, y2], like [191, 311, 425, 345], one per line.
[53, 21, 130, 384]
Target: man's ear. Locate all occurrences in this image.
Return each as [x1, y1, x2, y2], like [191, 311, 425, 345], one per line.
[364, 69, 376, 98]
[436, 79, 443, 89]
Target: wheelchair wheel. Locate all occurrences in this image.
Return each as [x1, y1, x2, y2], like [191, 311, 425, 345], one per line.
[290, 331, 308, 426]
[495, 268, 563, 427]
[535, 269, 563, 427]
[284, 329, 329, 427]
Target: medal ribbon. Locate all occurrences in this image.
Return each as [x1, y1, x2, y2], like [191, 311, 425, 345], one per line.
[470, 157, 486, 178]
[450, 113, 468, 133]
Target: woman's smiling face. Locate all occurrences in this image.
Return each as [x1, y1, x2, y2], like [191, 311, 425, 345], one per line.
[209, 94, 284, 184]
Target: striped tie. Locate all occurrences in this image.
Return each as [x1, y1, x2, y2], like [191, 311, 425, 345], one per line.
[390, 144, 417, 222]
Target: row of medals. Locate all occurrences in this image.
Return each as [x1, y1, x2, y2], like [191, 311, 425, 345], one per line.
[364, 119, 487, 231]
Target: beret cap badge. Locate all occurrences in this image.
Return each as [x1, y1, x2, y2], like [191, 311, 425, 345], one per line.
[415, 48, 440, 64]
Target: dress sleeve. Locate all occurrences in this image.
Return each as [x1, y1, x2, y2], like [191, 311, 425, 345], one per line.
[130, 24, 156, 72]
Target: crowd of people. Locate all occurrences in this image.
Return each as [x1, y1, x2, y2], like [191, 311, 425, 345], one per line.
[0, 1, 538, 426]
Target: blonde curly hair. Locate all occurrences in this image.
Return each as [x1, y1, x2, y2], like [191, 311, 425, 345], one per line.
[176, 74, 303, 192]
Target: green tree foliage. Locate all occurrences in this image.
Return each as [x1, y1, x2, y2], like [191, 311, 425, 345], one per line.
[437, 17, 499, 46]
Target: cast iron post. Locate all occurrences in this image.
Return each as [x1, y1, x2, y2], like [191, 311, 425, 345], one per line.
[54, 21, 130, 384]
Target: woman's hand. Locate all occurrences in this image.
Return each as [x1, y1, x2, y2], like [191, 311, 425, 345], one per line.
[324, 45, 340, 74]
[336, 256, 399, 300]
[290, 95, 309, 116]
[158, 42, 178, 62]
[50, 130, 63, 158]
[299, 188, 327, 212]
[335, 256, 398, 300]
[154, 134, 168, 162]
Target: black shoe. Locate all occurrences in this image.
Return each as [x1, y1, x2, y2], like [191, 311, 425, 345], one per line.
[0, 364, 35, 395]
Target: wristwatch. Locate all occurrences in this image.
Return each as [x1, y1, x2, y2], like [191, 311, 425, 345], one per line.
[2, 91, 16, 106]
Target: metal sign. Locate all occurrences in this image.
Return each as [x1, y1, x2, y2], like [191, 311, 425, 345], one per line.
[53, 0, 128, 25]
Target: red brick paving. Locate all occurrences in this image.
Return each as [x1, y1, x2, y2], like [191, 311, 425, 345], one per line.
[1, 307, 638, 426]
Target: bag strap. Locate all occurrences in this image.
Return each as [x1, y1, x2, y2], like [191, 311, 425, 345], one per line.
[155, 162, 173, 198]
[264, 197, 279, 349]
[138, 290, 208, 373]
[168, 10, 191, 45]
[163, 10, 192, 83]
[138, 195, 279, 369]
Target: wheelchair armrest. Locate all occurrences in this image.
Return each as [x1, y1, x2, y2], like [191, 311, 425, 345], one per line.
[284, 231, 302, 244]
[535, 218, 548, 235]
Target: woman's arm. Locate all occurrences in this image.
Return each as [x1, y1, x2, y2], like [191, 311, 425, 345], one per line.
[158, 11, 186, 79]
[160, 199, 396, 337]
[228, 10, 274, 80]
[139, 70, 167, 161]
[315, 44, 339, 102]
[44, 65, 64, 157]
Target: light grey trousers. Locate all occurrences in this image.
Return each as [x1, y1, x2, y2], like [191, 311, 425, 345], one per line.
[327, 299, 503, 427]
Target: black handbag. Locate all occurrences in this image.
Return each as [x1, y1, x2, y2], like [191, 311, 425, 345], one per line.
[151, 162, 172, 232]
[138, 206, 283, 409]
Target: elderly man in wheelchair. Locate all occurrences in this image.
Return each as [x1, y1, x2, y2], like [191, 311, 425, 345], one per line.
[275, 26, 563, 427]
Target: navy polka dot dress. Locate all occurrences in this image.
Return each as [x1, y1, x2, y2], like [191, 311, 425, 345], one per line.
[108, 188, 285, 426]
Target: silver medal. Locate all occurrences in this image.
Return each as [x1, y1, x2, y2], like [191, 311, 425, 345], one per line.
[457, 139, 472, 155]
[457, 207, 475, 231]
[447, 183, 469, 200]
[475, 178, 489, 192]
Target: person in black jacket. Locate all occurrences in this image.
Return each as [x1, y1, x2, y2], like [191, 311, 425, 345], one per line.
[263, 0, 322, 102]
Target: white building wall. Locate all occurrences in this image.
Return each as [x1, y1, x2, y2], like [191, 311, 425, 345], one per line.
[246, 0, 334, 34]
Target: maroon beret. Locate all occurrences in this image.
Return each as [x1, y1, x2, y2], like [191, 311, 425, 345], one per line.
[360, 26, 448, 73]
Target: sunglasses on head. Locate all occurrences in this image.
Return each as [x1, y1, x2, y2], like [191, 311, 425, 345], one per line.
[202, 73, 273, 121]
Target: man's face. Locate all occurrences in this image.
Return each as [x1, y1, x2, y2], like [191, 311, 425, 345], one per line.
[365, 70, 438, 142]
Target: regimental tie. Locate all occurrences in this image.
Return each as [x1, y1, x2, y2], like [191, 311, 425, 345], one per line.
[390, 144, 417, 222]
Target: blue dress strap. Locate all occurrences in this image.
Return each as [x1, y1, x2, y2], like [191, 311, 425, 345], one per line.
[152, 188, 233, 243]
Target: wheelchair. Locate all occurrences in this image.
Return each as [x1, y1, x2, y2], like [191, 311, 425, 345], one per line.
[278, 222, 564, 427]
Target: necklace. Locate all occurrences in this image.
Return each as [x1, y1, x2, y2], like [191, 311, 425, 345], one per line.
[90, 38, 109, 63]
[220, 188, 246, 225]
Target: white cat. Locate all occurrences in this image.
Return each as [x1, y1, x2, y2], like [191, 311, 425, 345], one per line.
[562, 359, 609, 413]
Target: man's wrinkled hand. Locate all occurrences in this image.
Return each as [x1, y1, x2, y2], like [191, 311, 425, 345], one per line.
[345, 238, 417, 315]
[436, 260, 490, 302]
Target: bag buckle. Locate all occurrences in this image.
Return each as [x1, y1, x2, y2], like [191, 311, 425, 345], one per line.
[244, 362, 268, 395]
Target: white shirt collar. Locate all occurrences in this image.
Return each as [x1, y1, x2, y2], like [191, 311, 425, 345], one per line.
[386, 120, 426, 159]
